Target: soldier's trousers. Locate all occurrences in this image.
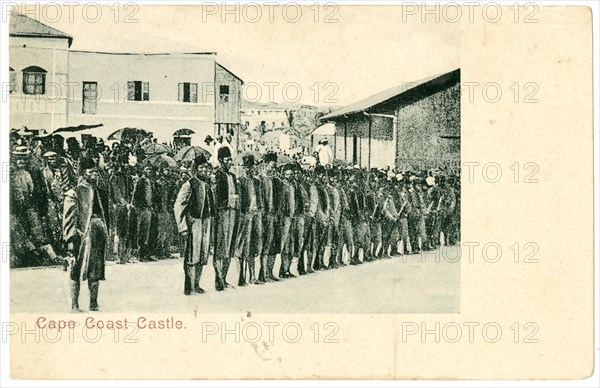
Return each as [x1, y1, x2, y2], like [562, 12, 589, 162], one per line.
[352, 218, 370, 262]
[215, 209, 236, 288]
[336, 216, 354, 264]
[300, 215, 316, 272]
[370, 221, 382, 258]
[381, 219, 397, 257]
[314, 220, 330, 269]
[279, 216, 293, 276]
[259, 214, 275, 280]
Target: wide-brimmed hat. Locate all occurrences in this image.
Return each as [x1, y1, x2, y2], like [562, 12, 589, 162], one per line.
[12, 146, 31, 156]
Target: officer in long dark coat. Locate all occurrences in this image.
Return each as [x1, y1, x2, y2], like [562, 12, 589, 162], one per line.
[214, 147, 238, 291]
[174, 155, 213, 295]
[63, 157, 109, 312]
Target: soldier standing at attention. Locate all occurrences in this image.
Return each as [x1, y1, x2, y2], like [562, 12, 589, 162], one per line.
[214, 147, 238, 291]
[63, 157, 110, 312]
[174, 155, 213, 295]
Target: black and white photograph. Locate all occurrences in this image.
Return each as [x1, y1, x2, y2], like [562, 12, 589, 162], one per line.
[7, 5, 460, 314]
[2, 1, 597, 383]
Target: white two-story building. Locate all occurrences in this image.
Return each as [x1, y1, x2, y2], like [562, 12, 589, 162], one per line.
[9, 13, 243, 146]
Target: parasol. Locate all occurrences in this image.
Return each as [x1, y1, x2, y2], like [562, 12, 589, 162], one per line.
[144, 143, 171, 155]
[174, 146, 211, 162]
[173, 128, 195, 137]
[108, 127, 149, 141]
[144, 154, 178, 169]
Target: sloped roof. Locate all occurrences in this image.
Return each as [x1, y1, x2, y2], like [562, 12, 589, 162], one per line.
[312, 122, 335, 136]
[9, 13, 73, 47]
[321, 69, 460, 120]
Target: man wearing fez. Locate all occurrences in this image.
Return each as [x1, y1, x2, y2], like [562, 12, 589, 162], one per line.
[10, 146, 55, 267]
[174, 155, 214, 295]
[214, 146, 238, 291]
[313, 166, 331, 270]
[108, 153, 133, 264]
[291, 164, 309, 274]
[258, 152, 279, 282]
[132, 164, 159, 262]
[235, 154, 262, 286]
[278, 163, 297, 279]
[63, 157, 109, 311]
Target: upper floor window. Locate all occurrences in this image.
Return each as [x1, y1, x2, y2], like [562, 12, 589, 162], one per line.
[127, 81, 149, 101]
[178, 82, 198, 103]
[9, 67, 16, 94]
[22, 66, 47, 95]
[219, 85, 229, 102]
[82, 82, 98, 114]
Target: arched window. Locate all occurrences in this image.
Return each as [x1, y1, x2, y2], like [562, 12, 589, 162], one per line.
[9, 67, 16, 94]
[22, 66, 47, 95]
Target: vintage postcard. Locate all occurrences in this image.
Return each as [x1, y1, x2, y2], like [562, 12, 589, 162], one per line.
[1, 1, 596, 382]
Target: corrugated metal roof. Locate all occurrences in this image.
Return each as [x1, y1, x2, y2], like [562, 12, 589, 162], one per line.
[9, 13, 73, 47]
[321, 69, 459, 120]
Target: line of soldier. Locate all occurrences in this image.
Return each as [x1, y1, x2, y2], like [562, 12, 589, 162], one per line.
[176, 147, 460, 295]
[10, 135, 459, 310]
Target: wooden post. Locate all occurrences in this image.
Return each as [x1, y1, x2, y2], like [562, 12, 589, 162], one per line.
[367, 113, 372, 170]
[344, 121, 347, 162]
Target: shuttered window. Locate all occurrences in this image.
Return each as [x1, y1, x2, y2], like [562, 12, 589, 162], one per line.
[178, 82, 198, 103]
[22, 66, 47, 95]
[82, 82, 98, 114]
[127, 81, 149, 101]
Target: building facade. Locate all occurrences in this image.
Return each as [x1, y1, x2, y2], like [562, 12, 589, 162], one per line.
[320, 69, 460, 170]
[9, 14, 243, 147]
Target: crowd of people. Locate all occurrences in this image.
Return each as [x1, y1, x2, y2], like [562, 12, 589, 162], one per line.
[9, 128, 460, 312]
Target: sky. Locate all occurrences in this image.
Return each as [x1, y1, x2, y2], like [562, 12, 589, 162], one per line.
[13, 4, 460, 107]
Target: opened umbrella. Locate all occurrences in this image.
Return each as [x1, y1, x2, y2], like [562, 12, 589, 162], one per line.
[173, 128, 195, 137]
[174, 146, 211, 162]
[108, 127, 149, 141]
[144, 154, 178, 169]
[144, 143, 171, 155]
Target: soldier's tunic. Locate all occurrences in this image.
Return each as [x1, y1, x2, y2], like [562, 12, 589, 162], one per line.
[215, 168, 238, 287]
[108, 170, 132, 263]
[156, 176, 179, 258]
[42, 165, 68, 254]
[278, 178, 296, 277]
[292, 180, 308, 270]
[63, 181, 109, 282]
[381, 189, 399, 257]
[235, 175, 259, 261]
[314, 181, 330, 269]
[336, 185, 354, 265]
[327, 184, 341, 267]
[174, 176, 213, 266]
[10, 167, 49, 266]
[132, 176, 159, 260]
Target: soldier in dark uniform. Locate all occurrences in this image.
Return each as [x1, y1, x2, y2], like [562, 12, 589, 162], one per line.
[327, 168, 342, 268]
[132, 164, 159, 261]
[335, 169, 353, 266]
[408, 176, 422, 254]
[292, 165, 309, 274]
[174, 155, 213, 295]
[278, 163, 296, 279]
[108, 155, 132, 264]
[258, 152, 279, 282]
[63, 157, 110, 312]
[301, 168, 319, 273]
[10, 146, 55, 267]
[313, 166, 331, 270]
[235, 155, 262, 286]
[348, 171, 369, 264]
[214, 147, 238, 290]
